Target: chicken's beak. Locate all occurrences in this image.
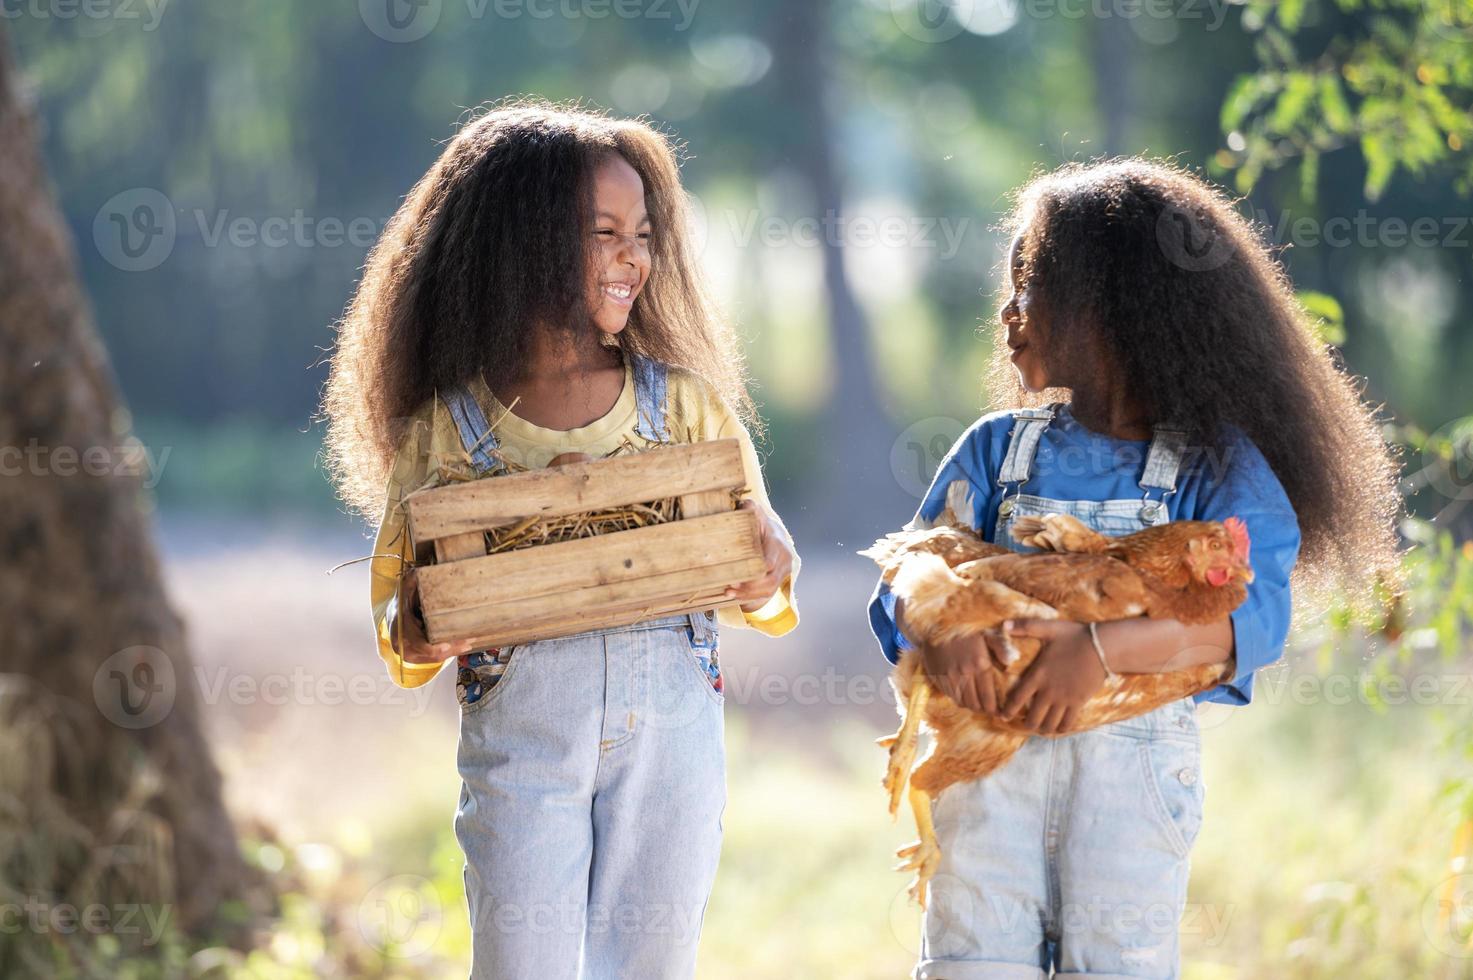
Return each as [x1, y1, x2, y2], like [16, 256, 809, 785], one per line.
[1236, 563, 1255, 585]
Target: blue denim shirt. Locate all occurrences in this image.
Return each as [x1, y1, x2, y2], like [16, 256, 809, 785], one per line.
[868, 405, 1301, 706]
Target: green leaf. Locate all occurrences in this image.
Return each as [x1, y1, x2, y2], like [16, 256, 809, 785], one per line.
[1279, 0, 1309, 31]
[1299, 290, 1346, 344]
[1270, 71, 1318, 133]
[1300, 147, 1321, 200]
[1422, 86, 1468, 136]
[1262, 27, 1298, 66]
[1317, 73, 1355, 132]
[1236, 156, 1265, 194]
[1221, 73, 1276, 131]
[1361, 133, 1396, 199]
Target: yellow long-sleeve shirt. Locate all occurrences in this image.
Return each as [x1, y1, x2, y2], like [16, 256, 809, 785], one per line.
[369, 361, 800, 689]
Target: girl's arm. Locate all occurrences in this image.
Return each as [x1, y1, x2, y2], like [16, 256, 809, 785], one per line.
[369, 409, 470, 688]
[999, 503, 1302, 731]
[1098, 616, 1234, 671]
[869, 421, 1004, 712]
[868, 422, 998, 665]
[710, 399, 800, 636]
[1184, 438, 1303, 703]
[1005, 616, 1235, 676]
[995, 617, 1233, 732]
[370, 498, 451, 690]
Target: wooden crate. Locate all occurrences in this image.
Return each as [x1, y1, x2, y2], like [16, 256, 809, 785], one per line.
[403, 438, 766, 648]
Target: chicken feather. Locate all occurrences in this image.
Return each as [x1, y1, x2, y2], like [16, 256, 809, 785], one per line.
[869, 512, 1254, 905]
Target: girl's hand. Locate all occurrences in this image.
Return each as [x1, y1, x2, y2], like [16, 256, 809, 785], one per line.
[998, 619, 1108, 734]
[920, 634, 1004, 715]
[895, 596, 1005, 715]
[724, 498, 796, 613]
[391, 569, 477, 665]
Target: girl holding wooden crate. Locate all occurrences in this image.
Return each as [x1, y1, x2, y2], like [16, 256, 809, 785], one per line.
[322, 100, 799, 979]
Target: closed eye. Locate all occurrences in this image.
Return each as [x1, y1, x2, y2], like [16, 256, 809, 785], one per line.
[593, 229, 653, 243]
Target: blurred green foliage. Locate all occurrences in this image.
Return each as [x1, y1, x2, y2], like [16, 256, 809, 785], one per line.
[6, 1, 1469, 520]
[1222, 0, 1473, 199]
[7, 9, 1473, 976]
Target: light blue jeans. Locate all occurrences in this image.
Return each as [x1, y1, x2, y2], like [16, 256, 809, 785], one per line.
[453, 613, 726, 979]
[916, 698, 1205, 979]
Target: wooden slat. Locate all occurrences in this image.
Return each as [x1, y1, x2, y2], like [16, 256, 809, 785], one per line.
[418, 510, 762, 614]
[419, 510, 765, 645]
[435, 592, 738, 650]
[424, 555, 763, 644]
[405, 439, 746, 544]
[679, 488, 733, 519]
[440, 556, 757, 626]
[433, 531, 486, 562]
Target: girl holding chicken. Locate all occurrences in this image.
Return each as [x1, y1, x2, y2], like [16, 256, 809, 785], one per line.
[869, 159, 1401, 979]
[323, 101, 798, 979]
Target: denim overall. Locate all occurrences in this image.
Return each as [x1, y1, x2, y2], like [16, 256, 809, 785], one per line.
[441, 353, 726, 980]
[917, 405, 1206, 980]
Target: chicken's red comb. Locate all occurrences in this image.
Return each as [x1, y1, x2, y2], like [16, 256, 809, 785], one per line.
[1223, 516, 1250, 562]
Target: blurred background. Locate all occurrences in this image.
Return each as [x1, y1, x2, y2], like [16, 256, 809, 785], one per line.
[3, 0, 1473, 976]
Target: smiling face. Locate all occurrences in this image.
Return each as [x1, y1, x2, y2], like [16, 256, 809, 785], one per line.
[587, 154, 652, 337]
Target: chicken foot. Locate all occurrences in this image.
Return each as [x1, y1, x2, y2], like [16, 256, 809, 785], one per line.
[894, 783, 941, 907]
[880, 677, 930, 817]
[1011, 512, 1111, 553]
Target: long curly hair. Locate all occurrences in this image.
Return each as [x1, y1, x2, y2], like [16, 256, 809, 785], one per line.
[321, 99, 751, 520]
[987, 158, 1403, 614]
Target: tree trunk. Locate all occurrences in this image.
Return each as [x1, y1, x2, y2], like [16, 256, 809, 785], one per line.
[0, 25, 258, 962]
[767, 0, 912, 540]
[1090, 17, 1133, 155]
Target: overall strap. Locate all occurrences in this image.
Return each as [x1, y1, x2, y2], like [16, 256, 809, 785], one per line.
[442, 384, 501, 474]
[996, 404, 1060, 488]
[628, 349, 705, 636]
[687, 607, 718, 648]
[629, 351, 670, 442]
[1137, 423, 1188, 524]
[1140, 426, 1188, 493]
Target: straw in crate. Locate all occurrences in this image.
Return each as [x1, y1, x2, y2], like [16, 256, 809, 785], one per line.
[402, 438, 766, 649]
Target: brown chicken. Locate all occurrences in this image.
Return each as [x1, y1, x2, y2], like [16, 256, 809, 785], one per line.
[862, 512, 1254, 904]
